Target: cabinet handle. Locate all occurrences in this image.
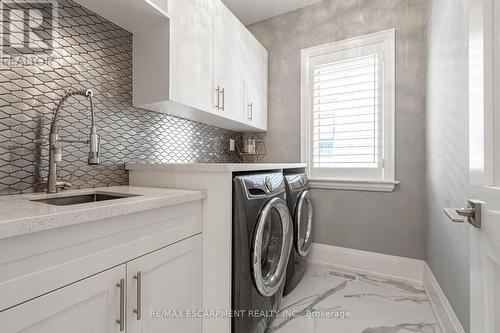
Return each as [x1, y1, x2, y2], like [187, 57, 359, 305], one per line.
[215, 86, 220, 109]
[248, 102, 253, 121]
[116, 279, 125, 332]
[133, 271, 142, 320]
[220, 88, 225, 111]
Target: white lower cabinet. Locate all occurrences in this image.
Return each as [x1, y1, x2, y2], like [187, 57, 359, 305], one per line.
[0, 235, 202, 333]
[0, 265, 126, 333]
[127, 234, 202, 333]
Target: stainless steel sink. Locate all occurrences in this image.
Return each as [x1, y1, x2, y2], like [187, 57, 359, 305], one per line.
[31, 193, 140, 206]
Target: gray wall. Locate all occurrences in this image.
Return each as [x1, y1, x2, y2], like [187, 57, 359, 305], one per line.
[426, 0, 469, 330]
[248, 0, 428, 259]
[0, 0, 237, 195]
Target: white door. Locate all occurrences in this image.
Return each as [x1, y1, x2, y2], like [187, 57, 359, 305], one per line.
[214, 0, 246, 121]
[467, 0, 500, 332]
[127, 235, 202, 333]
[0, 265, 126, 333]
[170, 0, 214, 112]
[245, 30, 268, 130]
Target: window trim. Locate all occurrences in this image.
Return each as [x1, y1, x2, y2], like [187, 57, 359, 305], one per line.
[301, 29, 397, 192]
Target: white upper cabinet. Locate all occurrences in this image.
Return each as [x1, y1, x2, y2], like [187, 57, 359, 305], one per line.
[132, 0, 214, 113]
[129, 0, 267, 132]
[244, 31, 268, 130]
[169, 0, 214, 113]
[213, 1, 246, 123]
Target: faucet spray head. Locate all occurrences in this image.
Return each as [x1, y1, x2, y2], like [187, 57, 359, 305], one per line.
[86, 89, 100, 165]
[88, 129, 100, 165]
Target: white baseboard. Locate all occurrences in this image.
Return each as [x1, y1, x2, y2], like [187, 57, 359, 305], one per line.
[423, 263, 466, 333]
[308, 243, 465, 333]
[308, 243, 425, 283]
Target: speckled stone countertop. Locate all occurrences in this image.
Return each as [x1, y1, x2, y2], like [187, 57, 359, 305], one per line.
[126, 162, 307, 173]
[0, 186, 206, 240]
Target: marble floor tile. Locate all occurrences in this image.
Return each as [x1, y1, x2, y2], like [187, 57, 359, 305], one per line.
[269, 264, 442, 333]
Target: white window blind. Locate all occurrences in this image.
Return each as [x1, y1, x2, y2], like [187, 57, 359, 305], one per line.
[313, 54, 380, 169]
[301, 29, 396, 190]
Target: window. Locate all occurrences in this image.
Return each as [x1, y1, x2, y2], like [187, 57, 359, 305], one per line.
[301, 29, 397, 192]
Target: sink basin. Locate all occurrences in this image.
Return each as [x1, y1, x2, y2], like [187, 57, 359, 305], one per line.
[31, 193, 140, 206]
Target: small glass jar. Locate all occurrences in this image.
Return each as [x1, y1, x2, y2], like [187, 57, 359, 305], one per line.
[244, 139, 256, 154]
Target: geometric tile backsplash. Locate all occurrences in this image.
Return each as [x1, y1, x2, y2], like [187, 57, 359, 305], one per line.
[0, 0, 238, 195]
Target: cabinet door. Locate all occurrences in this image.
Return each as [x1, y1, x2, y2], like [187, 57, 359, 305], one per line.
[214, 0, 246, 121]
[0, 265, 126, 333]
[245, 31, 268, 131]
[170, 0, 214, 112]
[127, 234, 202, 333]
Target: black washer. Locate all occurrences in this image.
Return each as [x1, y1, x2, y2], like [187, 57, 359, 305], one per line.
[283, 173, 313, 296]
[232, 172, 293, 333]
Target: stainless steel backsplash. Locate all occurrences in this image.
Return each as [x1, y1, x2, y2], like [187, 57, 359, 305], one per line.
[0, 0, 238, 195]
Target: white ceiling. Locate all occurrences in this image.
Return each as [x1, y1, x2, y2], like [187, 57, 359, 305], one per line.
[222, 0, 323, 25]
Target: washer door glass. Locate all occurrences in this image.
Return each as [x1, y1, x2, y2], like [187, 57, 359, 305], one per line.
[295, 190, 313, 257]
[252, 197, 293, 297]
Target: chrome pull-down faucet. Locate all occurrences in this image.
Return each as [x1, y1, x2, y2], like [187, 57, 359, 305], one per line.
[46, 89, 100, 193]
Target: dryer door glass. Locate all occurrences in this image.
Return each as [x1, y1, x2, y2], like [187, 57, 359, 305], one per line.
[252, 197, 293, 297]
[295, 190, 313, 257]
